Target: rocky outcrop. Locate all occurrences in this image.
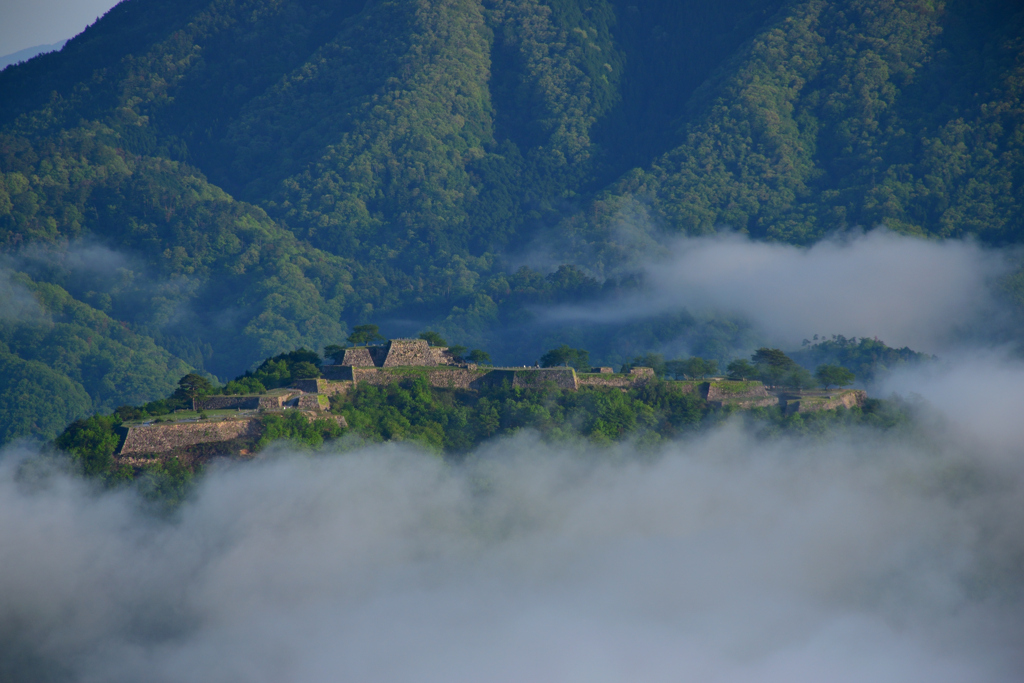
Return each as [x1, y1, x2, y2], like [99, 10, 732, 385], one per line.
[121, 419, 262, 455]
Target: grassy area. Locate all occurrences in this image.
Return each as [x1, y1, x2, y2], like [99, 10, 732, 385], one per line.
[708, 381, 765, 394]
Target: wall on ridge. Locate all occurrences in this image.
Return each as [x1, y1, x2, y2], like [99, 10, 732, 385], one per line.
[577, 368, 657, 389]
[382, 339, 437, 367]
[784, 390, 867, 414]
[292, 378, 354, 395]
[197, 396, 261, 410]
[340, 348, 375, 366]
[121, 419, 262, 455]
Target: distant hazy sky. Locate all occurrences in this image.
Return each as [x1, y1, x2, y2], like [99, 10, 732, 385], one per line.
[0, 0, 122, 57]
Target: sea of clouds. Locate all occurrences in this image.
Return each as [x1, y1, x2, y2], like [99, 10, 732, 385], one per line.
[2, 226, 1023, 681]
[2, 363, 1022, 683]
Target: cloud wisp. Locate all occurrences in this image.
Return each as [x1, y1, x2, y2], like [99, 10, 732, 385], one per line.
[541, 230, 1012, 353]
[1, 422, 1022, 682]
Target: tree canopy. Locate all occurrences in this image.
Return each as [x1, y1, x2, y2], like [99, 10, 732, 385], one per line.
[540, 345, 591, 371]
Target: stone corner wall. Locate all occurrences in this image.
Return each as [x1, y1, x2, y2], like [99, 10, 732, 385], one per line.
[258, 395, 286, 410]
[430, 347, 456, 365]
[629, 367, 656, 378]
[382, 339, 437, 367]
[340, 347, 375, 367]
[297, 394, 328, 411]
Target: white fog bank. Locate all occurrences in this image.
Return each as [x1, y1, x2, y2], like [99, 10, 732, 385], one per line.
[544, 230, 1013, 353]
[1, 425, 1022, 682]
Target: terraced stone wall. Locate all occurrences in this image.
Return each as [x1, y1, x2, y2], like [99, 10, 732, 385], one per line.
[340, 347, 376, 366]
[382, 339, 437, 367]
[702, 381, 770, 401]
[321, 366, 355, 381]
[481, 368, 578, 390]
[258, 396, 287, 410]
[577, 368, 662, 389]
[198, 396, 260, 410]
[121, 419, 262, 455]
[350, 367, 485, 389]
[784, 390, 867, 414]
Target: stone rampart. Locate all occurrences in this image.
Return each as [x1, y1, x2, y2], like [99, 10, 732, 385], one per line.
[297, 394, 329, 410]
[291, 379, 322, 393]
[382, 339, 436, 367]
[430, 347, 455, 365]
[197, 396, 260, 411]
[702, 381, 771, 401]
[291, 379, 351, 396]
[340, 347, 376, 366]
[480, 368, 578, 390]
[577, 367, 660, 389]
[785, 390, 867, 414]
[121, 419, 262, 455]
[321, 365, 355, 381]
[349, 367, 484, 389]
[578, 374, 636, 388]
[258, 395, 286, 410]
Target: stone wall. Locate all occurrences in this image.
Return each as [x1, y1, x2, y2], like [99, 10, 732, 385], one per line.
[290, 379, 352, 396]
[297, 394, 328, 410]
[197, 396, 260, 410]
[577, 367, 660, 389]
[349, 367, 485, 389]
[382, 339, 436, 367]
[121, 419, 262, 455]
[784, 390, 867, 414]
[430, 347, 455, 365]
[702, 381, 771, 401]
[321, 366, 355, 381]
[340, 347, 375, 366]
[577, 374, 636, 389]
[479, 368, 578, 390]
[258, 395, 288, 410]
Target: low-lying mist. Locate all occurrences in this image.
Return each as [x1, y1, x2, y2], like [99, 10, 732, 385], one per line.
[540, 229, 1016, 354]
[2, 395, 1022, 681]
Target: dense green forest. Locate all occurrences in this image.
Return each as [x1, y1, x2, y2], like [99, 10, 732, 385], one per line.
[1, 0, 1022, 445]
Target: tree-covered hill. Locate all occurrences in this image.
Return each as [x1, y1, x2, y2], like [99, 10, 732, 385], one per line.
[1, 0, 1022, 445]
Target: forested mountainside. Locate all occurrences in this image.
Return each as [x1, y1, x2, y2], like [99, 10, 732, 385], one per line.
[1, 0, 1023, 445]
